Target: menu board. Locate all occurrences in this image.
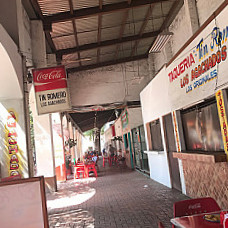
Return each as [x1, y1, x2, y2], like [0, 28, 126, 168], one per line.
[0, 176, 49, 228]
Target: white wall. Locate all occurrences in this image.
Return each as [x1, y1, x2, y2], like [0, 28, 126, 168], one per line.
[147, 152, 171, 188]
[68, 59, 150, 107]
[17, 0, 33, 68]
[0, 24, 23, 99]
[128, 107, 143, 130]
[196, 0, 225, 25]
[140, 66, 171, 125]
[114, 118, 122, 136]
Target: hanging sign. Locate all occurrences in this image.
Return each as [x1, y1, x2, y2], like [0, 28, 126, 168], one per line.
[216, 90, 228, 156]
[167, 4, 228, 111]
[172, 111, 181, 152]
[32, 65, 71, 115]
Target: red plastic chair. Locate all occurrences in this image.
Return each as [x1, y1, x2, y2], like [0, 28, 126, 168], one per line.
[74, 164, 86, 179]
[173, 197, 221, 228]
[86, 162, 97, 177]
[103, 157, 109, 167]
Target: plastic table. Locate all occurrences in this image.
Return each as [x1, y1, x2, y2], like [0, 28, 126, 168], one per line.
[171, 211, 224, 228]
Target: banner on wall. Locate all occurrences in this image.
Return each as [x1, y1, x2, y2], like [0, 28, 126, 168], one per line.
[172, 111, 181, 152]
[32, 65, 71, 115]
[167, 4, 228, 110]
[216, 90, 228, 156]
[121, 110, 129, 129]
[5, 110, 21, 177]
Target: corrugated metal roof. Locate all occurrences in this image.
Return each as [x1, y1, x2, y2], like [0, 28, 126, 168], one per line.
[63, 61, 80, 69]
[100, 53, 114, 62]
[129, 5, 150, 22]
[38, 0, 69, 16]
[103, 0, 125, 5]
[53, 35, 76, 50]
[135, 45, 148, 55]
[123, 21, 142, 37]
[62, 53, 79, 61]
[78, 31, 98, 45]
[138, 37, 154, 48]
[81, 58, 97, 66]
[120, 41, 133, 51]
[80, 49, 97, 58]
[51, 21, 74, 38]
[76, 16, 98, 33]
[118, 49, 131, 58]
[152, 1, 173, 18]
[72, 0, 99, 10]
[101, 27, 121, 40]
[102, 11, 125, 28]
[33, 0, 182, 72]
[100, 45, 116, 55]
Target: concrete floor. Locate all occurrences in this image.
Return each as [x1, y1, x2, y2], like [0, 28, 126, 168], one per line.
[47, 160, 188, 228]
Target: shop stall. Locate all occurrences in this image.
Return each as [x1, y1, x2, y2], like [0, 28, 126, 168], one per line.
[140, 2, 228, 208]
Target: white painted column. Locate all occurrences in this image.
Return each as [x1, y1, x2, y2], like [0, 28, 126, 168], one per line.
[30, 20, 56, 192]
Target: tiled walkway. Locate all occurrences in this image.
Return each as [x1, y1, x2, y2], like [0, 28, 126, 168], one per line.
[47, 160, 188, 228]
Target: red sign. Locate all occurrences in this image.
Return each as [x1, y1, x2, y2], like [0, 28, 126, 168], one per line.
[32, 65, 71, 115]
[32, 65, 67, 92]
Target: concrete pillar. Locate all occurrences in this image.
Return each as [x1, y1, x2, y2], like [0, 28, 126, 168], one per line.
[164, 40, 173, 63]
[51, 113, 65, 182]
[30, 20, 57, 192]
[184, 0, 200, 35]
[148, 53, 156, 80]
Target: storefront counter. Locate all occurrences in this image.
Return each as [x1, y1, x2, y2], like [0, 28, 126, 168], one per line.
[173, 152, 228, 209]
[173, 152, 227, 163]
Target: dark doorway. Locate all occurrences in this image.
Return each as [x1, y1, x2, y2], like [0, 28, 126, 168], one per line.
[163, 114, 182, 191]
[132, 125, 149, 173]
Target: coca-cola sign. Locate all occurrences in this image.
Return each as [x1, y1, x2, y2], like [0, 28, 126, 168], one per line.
[32, 65, 67, 92]
[32, 65, 71, 115]
[33, 66, 66, 84]
[36, 70, 62, 82]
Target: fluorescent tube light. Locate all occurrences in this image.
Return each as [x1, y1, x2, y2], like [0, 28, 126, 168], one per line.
[149, 31, 173, 53]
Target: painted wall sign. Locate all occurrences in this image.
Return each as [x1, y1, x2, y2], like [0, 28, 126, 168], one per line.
[167, 5, 228, 111]
[32, 65, 71, 115]
[172, 111, 181, 152]
[121, 110, 129, 129]
[216, 90, 228, 156]
[5, 110, 20, 177]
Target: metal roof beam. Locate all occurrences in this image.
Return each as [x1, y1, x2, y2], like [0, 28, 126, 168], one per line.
[114, 9, 130, 59]
[131, 5, 153, 56]
[67, 54, 148, 73]
[43, 0, 171, 24]
[57, 30, 160, 56]
[68, 0, 82, 66]
[97, 0, 103, 63]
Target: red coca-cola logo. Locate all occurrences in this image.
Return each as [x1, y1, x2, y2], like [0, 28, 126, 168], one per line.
[36, 70, 62, 82]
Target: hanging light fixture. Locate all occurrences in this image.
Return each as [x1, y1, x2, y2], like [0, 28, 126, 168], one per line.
[149, 31, 173, 53]
[149, 2, 173, 53]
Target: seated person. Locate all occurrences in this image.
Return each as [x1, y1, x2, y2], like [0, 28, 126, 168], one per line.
[92, 153, 98, 164]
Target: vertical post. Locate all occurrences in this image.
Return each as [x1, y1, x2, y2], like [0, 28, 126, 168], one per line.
[128, 132, 134, 170]
[60, 114, 67, 181]
[22, 55, 33, 177]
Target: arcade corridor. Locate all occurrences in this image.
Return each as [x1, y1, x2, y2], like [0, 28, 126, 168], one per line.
[47, 160, 188, 228]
